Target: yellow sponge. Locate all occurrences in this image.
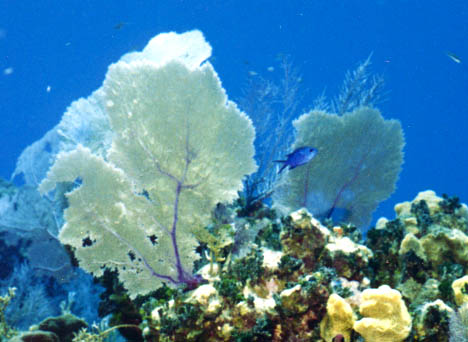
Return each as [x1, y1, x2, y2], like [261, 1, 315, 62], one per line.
[353, 285, 411, 342]
[320, 294, 355, 342]
[452, 275, 468, 306]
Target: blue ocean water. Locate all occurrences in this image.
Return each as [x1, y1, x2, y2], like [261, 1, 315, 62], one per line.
[1, 0, 466, 226]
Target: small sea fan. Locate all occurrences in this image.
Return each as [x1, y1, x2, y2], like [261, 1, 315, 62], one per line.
[450, 303, 468, 342]
[273, 106, 404, 229]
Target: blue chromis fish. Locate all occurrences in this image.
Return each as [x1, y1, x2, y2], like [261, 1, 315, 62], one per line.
[274, 146, 317, 174]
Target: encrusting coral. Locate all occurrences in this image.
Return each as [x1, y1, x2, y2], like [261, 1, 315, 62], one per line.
[322, 235, 373, 281]
[415, 299, 454, 342]
[365, 190, 468, 341]
[366, 191, 468, 295]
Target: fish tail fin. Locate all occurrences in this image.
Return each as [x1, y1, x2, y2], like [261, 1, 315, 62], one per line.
[274, 160, 288, 174]
[278, 164, 288, 174]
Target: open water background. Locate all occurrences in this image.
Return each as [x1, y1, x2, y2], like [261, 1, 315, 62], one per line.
[1, 0, 467, 227]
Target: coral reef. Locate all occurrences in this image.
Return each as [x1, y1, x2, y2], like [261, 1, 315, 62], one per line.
[132, 190, 467, 341]
[137, 208, 370, 341]
[6, 187, 462, 341]
[5, 184, 467, 341]
[6, 29, 466, 342]
[0, 288, 17, 341]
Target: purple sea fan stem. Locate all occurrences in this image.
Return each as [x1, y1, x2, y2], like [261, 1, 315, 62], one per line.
[168, 125, 203, 289]
[169, 181, 202, 289]
[326, 153, 367, 219]
[171, 181, 185, 283]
